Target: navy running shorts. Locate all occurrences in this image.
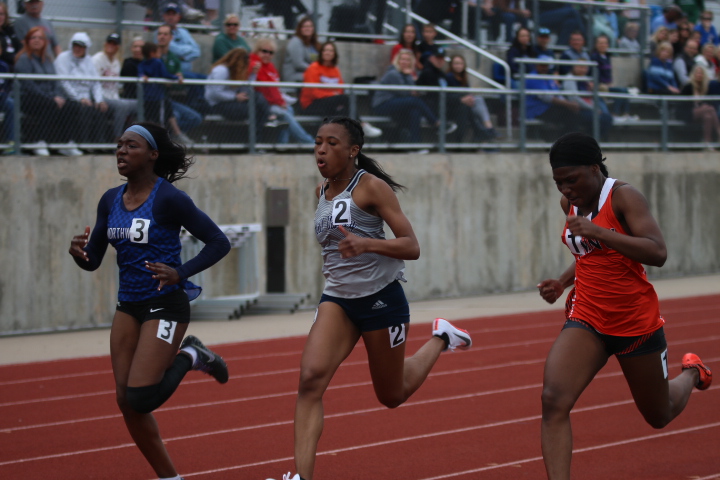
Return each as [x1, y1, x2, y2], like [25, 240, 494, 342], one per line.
[319, 280, 410, 332]
[116, 288, 191, 324]
[563, 318, 667, 357]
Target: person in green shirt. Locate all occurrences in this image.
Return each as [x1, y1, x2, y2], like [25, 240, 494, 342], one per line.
[675, 0, 704, 24]
[213, 13, 250, 62]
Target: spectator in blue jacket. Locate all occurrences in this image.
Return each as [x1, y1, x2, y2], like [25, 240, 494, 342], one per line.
[694, 11, 720, 46]
[138, 42, 182, 129]
[646, 41, 681, 94]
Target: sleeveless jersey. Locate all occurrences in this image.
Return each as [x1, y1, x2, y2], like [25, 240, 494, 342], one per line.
[562, 177, 664, 336]
[315, 169, 406, 298]
[107, 177, 198, 302]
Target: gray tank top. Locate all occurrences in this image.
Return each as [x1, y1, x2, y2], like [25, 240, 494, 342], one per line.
[315, 169, 406, 298]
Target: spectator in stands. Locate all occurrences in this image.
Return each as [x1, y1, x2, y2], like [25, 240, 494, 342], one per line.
[488, 0, 531, 43]
[416, 45, 470, 142]
[204, 47, 270, 139]
[14, 0, 60, 58]
[159, 3, 200, 72]
[263, 0, 309, 30]
[138, 41, 191, 143]
[676, 20, 693, 52]
[538, 1, 585, 46]
[0, 2, 20, 147]
[649, 26, 670, 55]
[155, 24, 202, 140]
[0, 3, 21, 68]
[506, 27, 536, 85]
[592, 4, 619, 48]
[525, 55, 586, 133]
[646, 41, 681, 93]
[299, 41, 383, 138]
[447, 54, 499, 141]
[212, 13, 249, 62]
[249, 38, 314, 145]
[390, 24, 422, 74]
[372, 48, 443, 144]
[92, 33, 137, 140]
[693, 11, 720, 46]
[618, 22, 641, 53]
[120, 37, 144, 100]
[418, 23, 439, 67]
[54, 32, 110, 147]
[559, 31, 590, 75]
[674, 38, 699, 86]
[562, 62, 613, 141]
[14, 26, 83, 156]
[534, 27, 555, 60]
[676, 0, 705, 24]
[618, 0, 644, 42]
[282, 16, 320, 84]
[651, 5, 685, 34]
[590, 34, 633, 122]
[694, 42, 718, 79]
[681, 64, 720, 149]
[668, 28, 682, 56]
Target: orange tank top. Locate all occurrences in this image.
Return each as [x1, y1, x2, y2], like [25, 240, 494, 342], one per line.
[561, 178, 664, 336]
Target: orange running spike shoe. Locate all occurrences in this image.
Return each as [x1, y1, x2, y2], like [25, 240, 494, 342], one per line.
[681, 353, 712, 390]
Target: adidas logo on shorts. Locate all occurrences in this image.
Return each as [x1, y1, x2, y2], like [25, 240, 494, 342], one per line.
[372, 300, 387, 310]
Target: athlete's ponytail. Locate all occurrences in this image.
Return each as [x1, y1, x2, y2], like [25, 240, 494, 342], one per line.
[321, 116, 406, 192]
[132, 122, 195, 183]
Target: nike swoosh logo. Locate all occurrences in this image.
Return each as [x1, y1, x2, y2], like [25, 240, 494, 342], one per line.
[149, 308, 164, 313]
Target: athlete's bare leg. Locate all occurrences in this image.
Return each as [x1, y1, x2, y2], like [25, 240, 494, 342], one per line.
[362, 324, 446, 408]
[618, 349, 699, 428]
[294, 302, 361, 480]
[110, 311, 189, 478]
[541, 328, 609, 480]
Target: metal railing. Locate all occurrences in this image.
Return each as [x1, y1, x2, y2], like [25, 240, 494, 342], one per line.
[0, 72, 715, 154]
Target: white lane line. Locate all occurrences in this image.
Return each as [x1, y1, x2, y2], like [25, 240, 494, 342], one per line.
[417, 421, 720, 479]
[1, 315, 717, 386]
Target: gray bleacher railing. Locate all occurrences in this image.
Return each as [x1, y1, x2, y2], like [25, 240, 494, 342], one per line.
[386, 0, 514, 143]
[0, 73, 714, 153]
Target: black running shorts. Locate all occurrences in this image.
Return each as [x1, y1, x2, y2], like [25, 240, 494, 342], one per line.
[116, 288, 191, 324]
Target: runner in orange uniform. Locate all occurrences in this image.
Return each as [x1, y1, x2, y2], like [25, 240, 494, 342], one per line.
[537, 132, 712, 480]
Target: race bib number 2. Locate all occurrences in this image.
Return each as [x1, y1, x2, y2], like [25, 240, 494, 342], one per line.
[332, 199, 352, 226]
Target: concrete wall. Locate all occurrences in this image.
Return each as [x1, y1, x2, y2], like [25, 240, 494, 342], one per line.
[1, 152, 719, 333]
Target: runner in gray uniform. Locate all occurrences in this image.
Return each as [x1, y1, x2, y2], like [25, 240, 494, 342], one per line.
[271, 117, 473, 480]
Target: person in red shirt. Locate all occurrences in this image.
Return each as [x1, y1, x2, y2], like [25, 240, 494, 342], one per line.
[537, 132, 712, 480]
[250, 37, 314, 144]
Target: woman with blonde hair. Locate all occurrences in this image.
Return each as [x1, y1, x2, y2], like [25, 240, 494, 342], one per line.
[204, 47, 270, 136]
[681, 64, 720, 149]
[645, 41, 680, 94]
[212, 13, 250, 62]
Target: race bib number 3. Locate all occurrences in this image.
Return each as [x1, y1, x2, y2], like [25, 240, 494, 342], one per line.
[332, 198, 352, 226]
[157, 320, 177, 344]
[389, 324, 406, 348]
[130, 218, 150, 244]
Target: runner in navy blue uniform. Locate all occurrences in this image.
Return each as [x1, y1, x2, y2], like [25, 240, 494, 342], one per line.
[69, 122, 231, 480]
[270, 117, 472, 480]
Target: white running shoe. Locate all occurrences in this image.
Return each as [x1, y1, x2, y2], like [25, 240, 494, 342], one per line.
[265, 474, 300, 480]
[361, 121, 383, 138]
[432, 318, 472, 351]
[33, 140, 50, 156]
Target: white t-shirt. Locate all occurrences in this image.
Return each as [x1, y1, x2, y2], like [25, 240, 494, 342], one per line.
[92, 51, 121, 101]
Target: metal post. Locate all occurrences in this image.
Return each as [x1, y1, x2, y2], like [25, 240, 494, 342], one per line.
[313, 0, 319, 29]
[406, 0, 412, 25]
[532, 0, 539, 37]
[349, 86, 357, 119]
[476, 0, 482, 47]
[461, 0, 468, 39]
[248, 83, 256, 153]
[639, 9, 648, 77]
[115, 0, 123, 37]
[519, 62, 526, 152]
[592, 66, 600, 141]
[660, 97, 668, 152]
[136, 82, 144, 121]
[12, 77, 21, 148]
[219, 0, 226, 24]
[439, 88, 447, 153]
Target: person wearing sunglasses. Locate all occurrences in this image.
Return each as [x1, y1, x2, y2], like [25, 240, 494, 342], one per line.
[693, 11, 720, 47]
[212, 13, 249, 62]
[249, 37, 315, 145]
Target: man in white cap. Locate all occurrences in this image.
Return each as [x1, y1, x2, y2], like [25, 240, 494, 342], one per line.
[92, 33, 138, 139]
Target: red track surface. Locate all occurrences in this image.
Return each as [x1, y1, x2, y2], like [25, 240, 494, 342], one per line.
[1, 295, 718, 480]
